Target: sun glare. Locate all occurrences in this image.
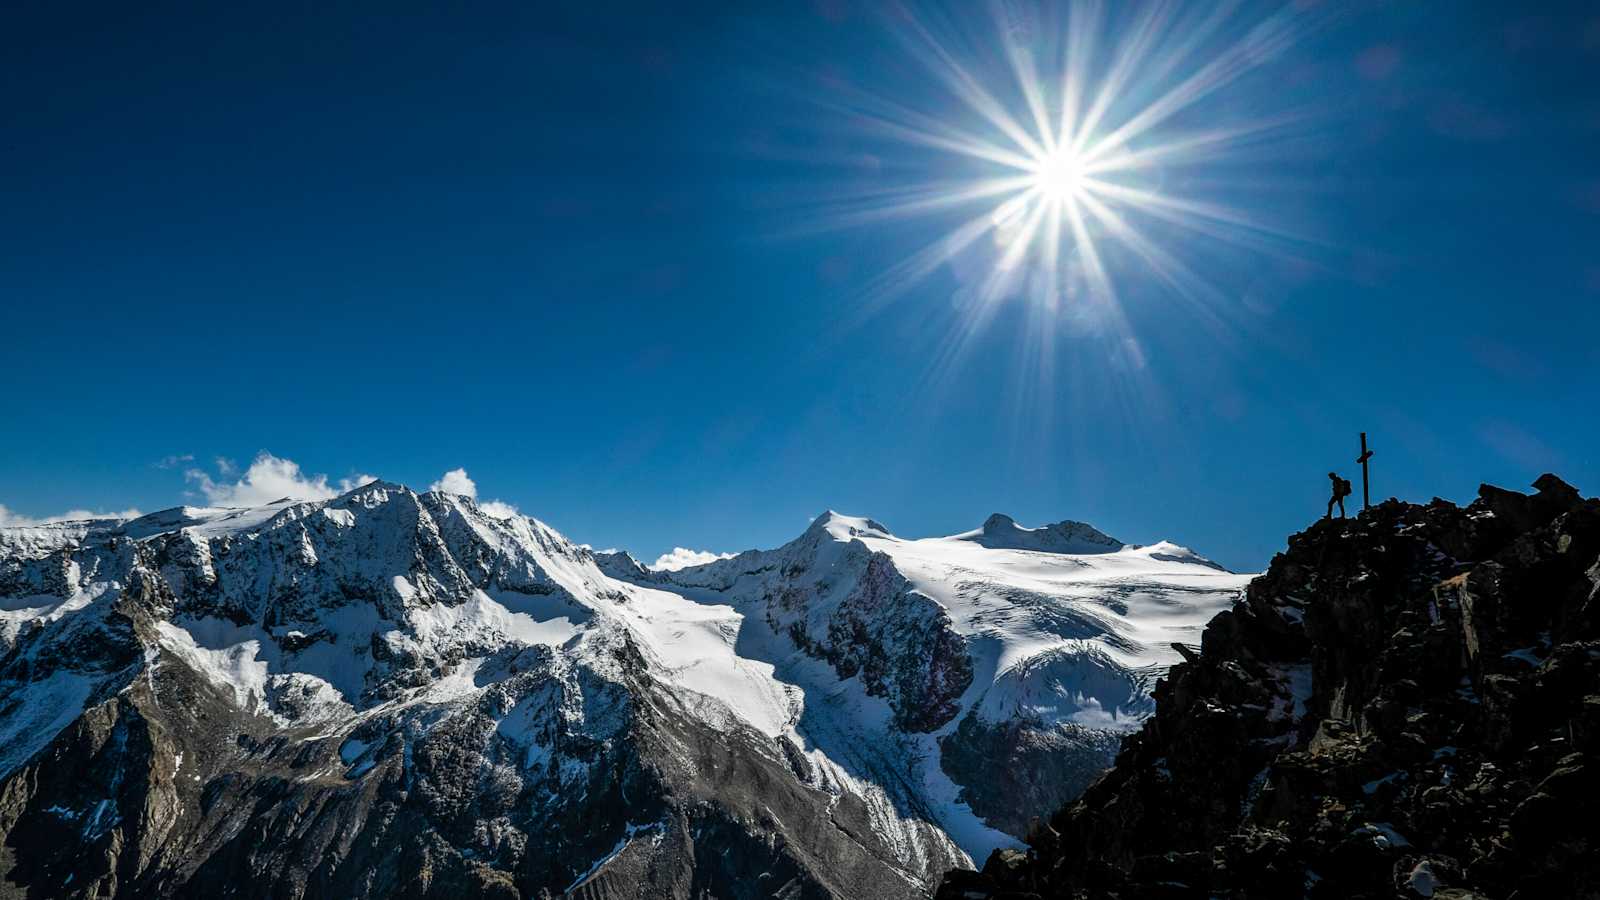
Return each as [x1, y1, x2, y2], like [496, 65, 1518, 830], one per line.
[1029, 147, 1086, 204]
[823, 2, 1314, 360]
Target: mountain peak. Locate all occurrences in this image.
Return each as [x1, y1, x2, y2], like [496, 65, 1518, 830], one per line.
[342, 478, 406, 496]
[980, 512, 1017, 531]
[807, 510, 894, 541]
[961, 514, 1123, 554]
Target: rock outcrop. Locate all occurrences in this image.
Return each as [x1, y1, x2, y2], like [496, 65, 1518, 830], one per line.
[957, 515, 1125, 555]
[940, 475, 1600, 899]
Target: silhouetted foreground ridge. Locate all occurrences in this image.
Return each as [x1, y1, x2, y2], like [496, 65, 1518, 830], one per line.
[940, 474, 1600, 899]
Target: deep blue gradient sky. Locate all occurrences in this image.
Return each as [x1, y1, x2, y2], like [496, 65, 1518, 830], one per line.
[3, 1, 1598, 571]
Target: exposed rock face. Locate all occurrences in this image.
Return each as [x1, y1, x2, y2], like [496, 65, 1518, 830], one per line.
[958, 514, 1125, 555]
[937, 715, 1120, 839]
[591, 549, 664, 585]
[633, 514, 980, 735]
[939, 475, 1600, 899]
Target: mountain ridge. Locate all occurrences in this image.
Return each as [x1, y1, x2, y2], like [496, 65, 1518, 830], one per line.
[0, 481, 1248, 897]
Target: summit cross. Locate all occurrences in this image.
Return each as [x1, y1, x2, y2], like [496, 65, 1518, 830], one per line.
[1357, 432, 1374, 511]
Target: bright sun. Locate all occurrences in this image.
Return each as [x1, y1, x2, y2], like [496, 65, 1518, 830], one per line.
[828, 3, 1306, 326]
[1028, 148, 1086, 204]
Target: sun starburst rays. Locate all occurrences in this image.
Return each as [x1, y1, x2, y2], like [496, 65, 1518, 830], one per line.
[820, 1, 1315, 355]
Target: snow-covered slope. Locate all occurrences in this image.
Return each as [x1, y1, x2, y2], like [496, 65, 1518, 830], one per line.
[0, 485, 1250, 898]
[633, 510, 1251, 850]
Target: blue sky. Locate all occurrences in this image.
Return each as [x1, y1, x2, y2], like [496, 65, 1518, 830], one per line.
[2, 1, 1597, 572]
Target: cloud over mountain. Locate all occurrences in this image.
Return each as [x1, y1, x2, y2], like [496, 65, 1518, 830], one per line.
[649, 547, 736, 571]
[185, 451, 374, 506]
[430, 467, 518, 519]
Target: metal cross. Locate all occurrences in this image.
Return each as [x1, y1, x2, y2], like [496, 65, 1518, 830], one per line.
[1357, 432, 1374, 510]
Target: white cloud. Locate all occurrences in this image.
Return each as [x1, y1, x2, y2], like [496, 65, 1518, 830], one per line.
[429, 468, 520, 519]
[185, 452, 374, 507]
[0, 503, 143, 527]
[478, 499, 520, 520]
[155, 453, 194, 469]
[6, 455, 530, 528]
[429, 468, 477, 498]
[649, 547, 735, 572]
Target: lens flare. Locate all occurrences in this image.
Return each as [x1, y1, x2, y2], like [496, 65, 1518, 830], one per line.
[815, 1, 1320, 362]
[1029, 147, 1086, 204]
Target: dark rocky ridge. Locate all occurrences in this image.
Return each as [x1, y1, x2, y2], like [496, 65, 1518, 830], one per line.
[940, 474, 1600, 899]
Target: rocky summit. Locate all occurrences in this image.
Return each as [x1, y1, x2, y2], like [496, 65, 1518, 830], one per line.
[0, 483, 1245, 899]
[939, 474, 1600, 900]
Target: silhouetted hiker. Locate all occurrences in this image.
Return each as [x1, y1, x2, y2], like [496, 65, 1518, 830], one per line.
[1327, 471, 1352, 519]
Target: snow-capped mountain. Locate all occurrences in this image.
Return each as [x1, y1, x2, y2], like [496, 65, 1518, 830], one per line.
[619, 510, 1247, 845]
[0, 483, 1249, 898]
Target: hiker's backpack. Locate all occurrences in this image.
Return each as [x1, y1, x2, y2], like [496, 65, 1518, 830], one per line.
[1337, 477, 1353, 498]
